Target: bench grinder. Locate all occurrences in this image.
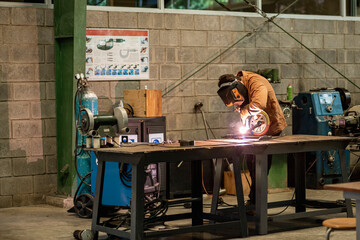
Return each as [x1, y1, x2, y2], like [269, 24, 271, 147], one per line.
[78, 106, 130, 144]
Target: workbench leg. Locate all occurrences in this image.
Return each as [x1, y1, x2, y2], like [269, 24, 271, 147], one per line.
[295, 152, 306, 212]
[356, 199, 360, 240]
[91, 157, 105, 240]
[210, 158, 223, 220]
[339, 149, 353, 217]
[233, 156, 249, 237]
[191, 160, 203, 226]
[130, 162, 145, 240]
[165, 162, 171, 199]
[255, 154, 268, 235]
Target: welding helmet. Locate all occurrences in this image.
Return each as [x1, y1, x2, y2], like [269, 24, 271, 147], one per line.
[217, 79, 249, 107]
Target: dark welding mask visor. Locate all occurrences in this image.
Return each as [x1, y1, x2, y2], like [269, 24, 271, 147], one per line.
[217, 80, 249, 107]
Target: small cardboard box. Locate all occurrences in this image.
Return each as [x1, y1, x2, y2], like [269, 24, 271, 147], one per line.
[224, 170, 251, 196]
[124, 90, 162, 117]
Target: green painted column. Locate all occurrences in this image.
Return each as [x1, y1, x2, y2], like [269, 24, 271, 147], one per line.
[54, 0, 87, 195]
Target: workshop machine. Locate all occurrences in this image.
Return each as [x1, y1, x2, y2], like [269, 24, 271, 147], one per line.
[74, 74, 160, 218]
[76, 104, 162, 217]
[292, 88, 353, 188]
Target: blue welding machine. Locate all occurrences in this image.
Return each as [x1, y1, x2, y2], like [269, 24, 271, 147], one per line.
[90, 151, 132, 206]
[292, 89, 351, 188]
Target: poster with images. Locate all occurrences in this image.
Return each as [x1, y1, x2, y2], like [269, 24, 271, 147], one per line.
[85, 29, 149, 81]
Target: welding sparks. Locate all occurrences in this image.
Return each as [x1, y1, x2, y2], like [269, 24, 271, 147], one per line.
[239, 126, 249, 135]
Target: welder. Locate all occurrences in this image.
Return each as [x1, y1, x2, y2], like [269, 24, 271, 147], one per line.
[217, 71, 287, 210]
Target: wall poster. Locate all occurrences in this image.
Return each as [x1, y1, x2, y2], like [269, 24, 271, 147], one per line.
[85, 29, 149, 81]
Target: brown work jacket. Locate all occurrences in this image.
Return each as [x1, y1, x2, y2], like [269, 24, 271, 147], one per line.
[236, 71, 287, 136]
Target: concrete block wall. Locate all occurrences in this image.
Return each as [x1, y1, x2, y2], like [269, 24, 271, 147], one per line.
[0, 7, 57, 208]
[87, 10, 360, 140]
[1, 6, 360, 207]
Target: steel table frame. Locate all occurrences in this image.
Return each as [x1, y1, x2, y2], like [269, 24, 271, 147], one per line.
[90, 145, 249, 240]
[90, 135, 354, 239]
[210, 135, 354, 235]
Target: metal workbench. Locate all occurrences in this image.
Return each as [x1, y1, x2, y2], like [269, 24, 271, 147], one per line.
[90, 135, 354, 239]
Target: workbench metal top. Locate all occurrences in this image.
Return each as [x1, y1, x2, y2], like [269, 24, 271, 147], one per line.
[90, 135, 355, 155]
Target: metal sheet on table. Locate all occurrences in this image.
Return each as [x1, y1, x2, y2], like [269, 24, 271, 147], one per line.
[89, 140, 244, 154]
[89, 135, 354, 154]
[207, 138, 260, 144]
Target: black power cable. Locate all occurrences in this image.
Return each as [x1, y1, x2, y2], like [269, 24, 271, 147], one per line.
[118, 162, 132, 188]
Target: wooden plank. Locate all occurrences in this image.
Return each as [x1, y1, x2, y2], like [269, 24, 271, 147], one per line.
[146, 89, 162, 117]
[124, 89, 146, 117]
[124, 89, 162, 117]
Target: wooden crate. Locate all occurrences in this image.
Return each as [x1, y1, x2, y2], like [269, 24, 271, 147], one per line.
[124, 90, 162, 117]
[224, 170, 251, 196]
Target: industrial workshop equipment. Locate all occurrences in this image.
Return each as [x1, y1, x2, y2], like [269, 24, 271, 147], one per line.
[76, 112, 165, 217]
[89, 117, 166, 208]
[75, 73, 98, 198]
[76, 90, 133, 216]
[292, 88, 352, 188]
[78, 105, 129, 139]
[74, 74, 164, 218]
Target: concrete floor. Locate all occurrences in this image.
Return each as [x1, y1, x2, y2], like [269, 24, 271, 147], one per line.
[0, 189, 356, 240]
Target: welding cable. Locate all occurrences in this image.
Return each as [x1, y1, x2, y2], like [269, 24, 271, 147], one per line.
[144, 198, 169, 220]
[72, 172, 92, 206]
[103, 199, 169, 231]
[268, 191, 295, 217]
[102, 212, 131, 229]
[72, 77, 93, 186]
[205, 119, 217, 139]
[244, 0, 360, 91]
[118, 162, 132, 188]
[123, 102, 134, 117]
[268, 153, 323, 216]
[74, 89, 84, 158]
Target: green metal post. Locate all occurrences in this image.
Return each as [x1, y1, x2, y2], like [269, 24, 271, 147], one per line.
[54, 0, 87, 195]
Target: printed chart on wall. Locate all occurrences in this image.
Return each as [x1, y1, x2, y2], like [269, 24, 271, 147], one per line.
[85, 29, 149, 81]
